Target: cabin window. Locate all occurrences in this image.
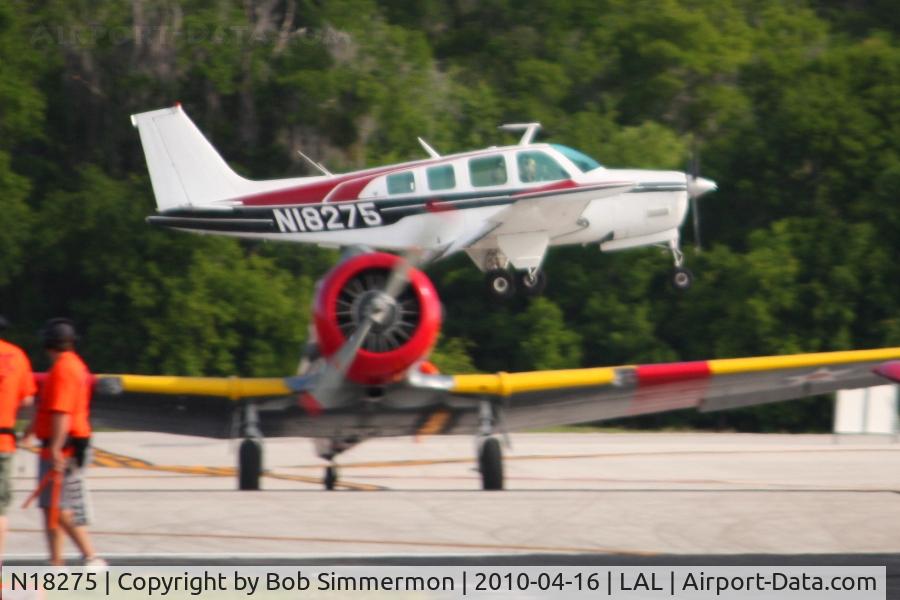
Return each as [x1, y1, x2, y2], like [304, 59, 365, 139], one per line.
[427, 165, 456, 191]
[469, 156, 507, 187]
[550, 144, 602, 172]
[517, 151, 568, 183]
[387, 171, 416, 194]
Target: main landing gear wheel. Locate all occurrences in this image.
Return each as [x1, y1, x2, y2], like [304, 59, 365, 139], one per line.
[238, 438, 262, 491]
[324, 465, 338, 490]
[478, 437, 504, 490]
[671, 266, 694, 291]
[518, 270, 547, 297]
[485, 269, 516, 300]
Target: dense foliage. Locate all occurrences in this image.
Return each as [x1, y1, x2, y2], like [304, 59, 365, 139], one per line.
[1, 0, 897, 431]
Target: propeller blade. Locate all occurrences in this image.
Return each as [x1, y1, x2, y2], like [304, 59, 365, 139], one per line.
[309, 247, 421, 406]
[684, 146, 716, 251]
[383, 255, 413, 300]
[304, 210, 453, 408]
[310, 309, 377, 407]
[691, 195, 702, 251]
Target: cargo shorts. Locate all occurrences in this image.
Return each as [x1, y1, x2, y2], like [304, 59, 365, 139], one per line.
[37, 451, 93, 527]
[0, 452, 12, 516]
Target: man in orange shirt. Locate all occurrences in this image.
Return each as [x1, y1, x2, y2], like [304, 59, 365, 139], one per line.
[23, 318, 104, 566]
[0, 315, 37, 558]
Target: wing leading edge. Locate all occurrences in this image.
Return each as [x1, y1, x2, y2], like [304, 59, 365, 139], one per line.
[446, 347, 900, 433]
[90, 347, 900, 438]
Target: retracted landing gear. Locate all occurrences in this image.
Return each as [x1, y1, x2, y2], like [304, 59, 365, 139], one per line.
[476, 399, 505, 490]
[238, 402, 263, 490]
[668, 239, 693, 291]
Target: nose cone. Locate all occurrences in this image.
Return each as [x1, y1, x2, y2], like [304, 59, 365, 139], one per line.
[687, 176, 717, 198]
[874, 361, 900, 383]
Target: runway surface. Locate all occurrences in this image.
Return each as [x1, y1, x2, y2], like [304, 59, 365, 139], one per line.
[5, 431, 900, 562]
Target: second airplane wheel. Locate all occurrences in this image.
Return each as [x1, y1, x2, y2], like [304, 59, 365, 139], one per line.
[485, 269, 516, 300]
[478, 437, 504, 490]
[671, 267, 694, 291]
[324, 465, 338, 490]
[238, 438, 262, 491]
[518, 270, 547, 297]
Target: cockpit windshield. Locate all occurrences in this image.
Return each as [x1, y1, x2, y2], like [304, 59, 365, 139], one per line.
[550, 144, 602, 172]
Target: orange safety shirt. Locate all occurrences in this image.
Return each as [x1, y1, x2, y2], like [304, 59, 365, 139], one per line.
[33, 351, 92, 442]
[0, 339, 37, 452]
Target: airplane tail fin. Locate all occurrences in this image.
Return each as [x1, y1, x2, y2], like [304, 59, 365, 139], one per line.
[130, 104, 260, 210]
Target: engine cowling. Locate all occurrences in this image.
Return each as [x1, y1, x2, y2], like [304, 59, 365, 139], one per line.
[313, 252, 442, 385]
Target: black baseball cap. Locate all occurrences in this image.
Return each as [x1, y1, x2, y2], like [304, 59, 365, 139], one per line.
[41, 317, 78, 349]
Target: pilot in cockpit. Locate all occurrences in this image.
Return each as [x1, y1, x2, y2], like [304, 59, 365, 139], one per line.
[520, 156, 537, 182]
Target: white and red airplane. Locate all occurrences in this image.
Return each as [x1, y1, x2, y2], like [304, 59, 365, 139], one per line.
[88, 250, 900, 491]
[131, 105, 717, 298]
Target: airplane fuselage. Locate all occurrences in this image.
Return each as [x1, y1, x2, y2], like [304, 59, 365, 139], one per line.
[149, 143, 690, 268]
[132, 106, 715, 295]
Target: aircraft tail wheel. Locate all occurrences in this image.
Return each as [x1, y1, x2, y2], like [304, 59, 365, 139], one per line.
[238, 438, 262, 490]
[324, 465, 338, 490]
[479, 437, 504, 490]
[671, 266, 694, 291]
[518, 270, 547, 297]
[485, 269, 516, 300]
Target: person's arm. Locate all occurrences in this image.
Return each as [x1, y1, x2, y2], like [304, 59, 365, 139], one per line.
[20, 417, 36, 449]
[17, 354, 37, 443]
[49, 411, 70, 472]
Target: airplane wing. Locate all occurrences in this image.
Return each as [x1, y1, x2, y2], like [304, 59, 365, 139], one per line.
[90, 374, 306, 438]
[90, 347, 900, 439]
[440, 347, 900, 433]
[441, 181, 633, 265]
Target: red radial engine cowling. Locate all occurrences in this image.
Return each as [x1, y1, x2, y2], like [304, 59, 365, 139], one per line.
[314, 252, 442, 385]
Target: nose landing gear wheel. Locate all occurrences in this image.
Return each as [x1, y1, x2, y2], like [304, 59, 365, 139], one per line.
[485, 269, 516, 300]
[671, 266, 694, 291]
[324, 465, 338, 490]
[238, 438, 262, 491]
[478, 437, 504, 490]
[518, 270, 547, 297]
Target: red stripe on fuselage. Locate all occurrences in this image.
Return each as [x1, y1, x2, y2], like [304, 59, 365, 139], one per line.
[241, 178, 347, 206]
[514, 179, 578, 196]
[237, 146, 582, 207]
[635, 361, 712, 386]
[327, 175, 379, 202]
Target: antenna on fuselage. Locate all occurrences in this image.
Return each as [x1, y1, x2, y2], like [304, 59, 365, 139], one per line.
[296, 150, 333, 177]
[417, 137, 441, 158]
[498, 122, 542, 145]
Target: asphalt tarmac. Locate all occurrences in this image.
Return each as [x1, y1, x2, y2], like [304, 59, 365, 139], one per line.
[4, 431, 900, 567]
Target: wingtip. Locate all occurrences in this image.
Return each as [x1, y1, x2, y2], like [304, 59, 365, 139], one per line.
[94, 376, 124, 395]
[874, 361, 900, 383]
